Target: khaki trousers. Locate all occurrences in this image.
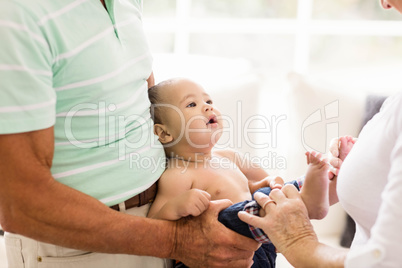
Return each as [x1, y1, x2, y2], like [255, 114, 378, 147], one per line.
[5, 204, 173, 268]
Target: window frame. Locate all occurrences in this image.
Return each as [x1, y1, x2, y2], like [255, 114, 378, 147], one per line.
[143, 0, 402, 74]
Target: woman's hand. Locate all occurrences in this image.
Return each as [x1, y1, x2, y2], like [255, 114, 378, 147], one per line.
[238, 185, 319, 266]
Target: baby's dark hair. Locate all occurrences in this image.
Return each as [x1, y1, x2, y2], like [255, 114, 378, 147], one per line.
[148, 79, 175, 124]
[148, 84, 163, 124]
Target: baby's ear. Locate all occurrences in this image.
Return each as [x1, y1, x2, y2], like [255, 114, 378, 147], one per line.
[154, 124, 173, 144]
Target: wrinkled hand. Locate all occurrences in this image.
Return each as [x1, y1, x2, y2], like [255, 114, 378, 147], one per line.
[238, 185, 318, 265]
[172, 199, 259, 268]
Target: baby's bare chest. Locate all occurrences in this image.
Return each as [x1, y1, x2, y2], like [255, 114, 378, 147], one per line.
[190, 161, 252, 203]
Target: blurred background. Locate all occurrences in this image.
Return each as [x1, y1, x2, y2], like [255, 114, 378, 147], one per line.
[142, 0, 402, 165]
[142, 1, 402, 267]
[143, 0, 402, 74]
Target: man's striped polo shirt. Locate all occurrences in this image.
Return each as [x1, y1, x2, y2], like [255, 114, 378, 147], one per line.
[0, 0, 165, 206]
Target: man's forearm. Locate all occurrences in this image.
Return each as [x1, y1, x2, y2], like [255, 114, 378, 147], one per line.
[0, 128, 259, 267]
[1, 174, 176, 258]
[149, 201, 182, 221]
[0, 128, 176, 258]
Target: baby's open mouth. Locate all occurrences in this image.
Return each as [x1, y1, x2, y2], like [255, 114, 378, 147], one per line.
[206, 115, 218, 125]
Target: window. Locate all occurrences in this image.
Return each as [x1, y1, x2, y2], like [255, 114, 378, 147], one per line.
[143, 0, 402, 75]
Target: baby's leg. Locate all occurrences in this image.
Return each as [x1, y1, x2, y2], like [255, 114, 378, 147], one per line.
[301, 151, 329, 220]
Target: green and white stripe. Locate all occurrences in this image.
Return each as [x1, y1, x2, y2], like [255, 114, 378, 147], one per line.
[0, 0, 165, 206]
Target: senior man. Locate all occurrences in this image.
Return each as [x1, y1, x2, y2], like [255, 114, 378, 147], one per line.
[0, 0, 258, 267]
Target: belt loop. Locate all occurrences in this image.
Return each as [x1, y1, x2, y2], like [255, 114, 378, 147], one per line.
[118, 202, 126, 212]
[139, 191, 144, 206]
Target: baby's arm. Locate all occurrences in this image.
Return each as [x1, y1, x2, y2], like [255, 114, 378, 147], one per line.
[147, 169, 211, 220]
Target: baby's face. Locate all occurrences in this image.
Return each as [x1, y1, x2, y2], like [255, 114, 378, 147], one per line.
[159, 79, 223, 149]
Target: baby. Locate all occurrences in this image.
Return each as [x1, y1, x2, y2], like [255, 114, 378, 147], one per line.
[147, 78, 330, 268]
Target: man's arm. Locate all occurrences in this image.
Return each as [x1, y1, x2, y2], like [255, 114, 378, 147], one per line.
[0, 127, 175, 256]
[0, 127, 258, 267]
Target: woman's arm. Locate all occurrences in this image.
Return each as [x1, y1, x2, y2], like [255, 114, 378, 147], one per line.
[238, 185, 347, 267]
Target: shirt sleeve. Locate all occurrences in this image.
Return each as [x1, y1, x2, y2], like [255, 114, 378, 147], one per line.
[0, 2, 55, 134]
[345, 99, 402, 268]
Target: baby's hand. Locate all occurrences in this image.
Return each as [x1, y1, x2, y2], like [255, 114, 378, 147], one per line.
[249, 176, 284, 194]
[269, 176, 285, 190]
[175, 189, 211, 218]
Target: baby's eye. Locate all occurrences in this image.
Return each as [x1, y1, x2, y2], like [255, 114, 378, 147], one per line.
[186, 102, 196, 108]
[206, 100, 213, 105]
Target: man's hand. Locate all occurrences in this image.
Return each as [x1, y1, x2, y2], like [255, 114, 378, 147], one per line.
[172, 199, 258, 268]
